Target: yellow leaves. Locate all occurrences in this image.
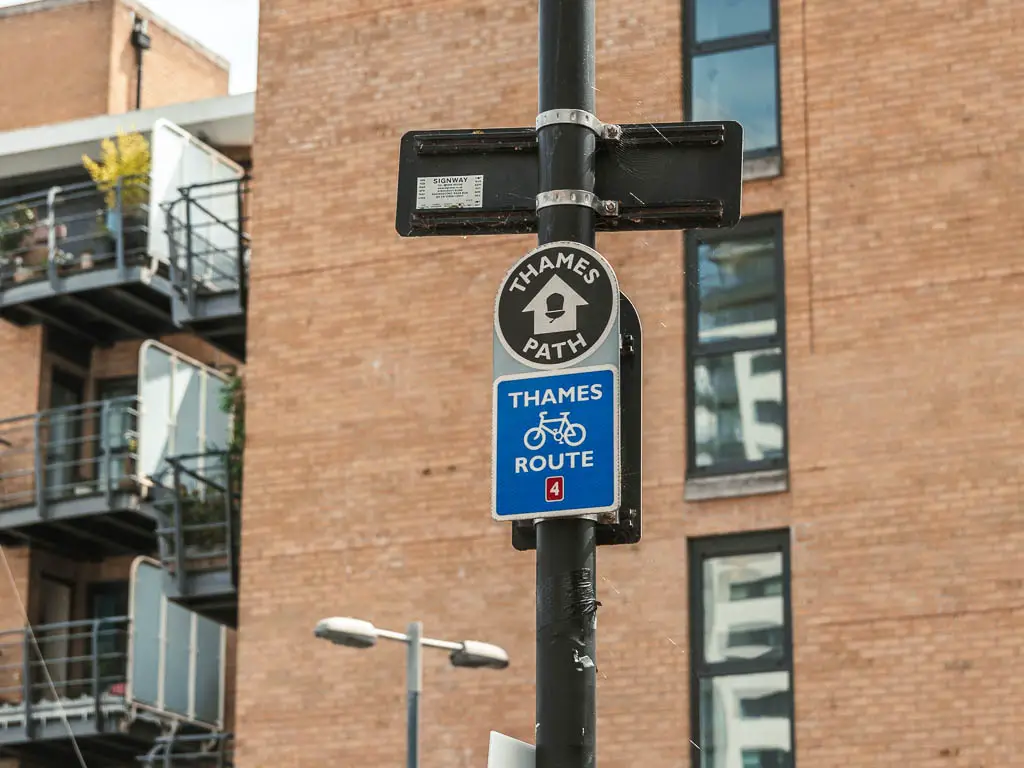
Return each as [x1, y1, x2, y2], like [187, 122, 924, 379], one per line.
[81, 129, 152, 210]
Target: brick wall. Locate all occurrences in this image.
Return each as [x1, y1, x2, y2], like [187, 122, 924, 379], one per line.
[0, 0, 112, 131]
[91, 334, 241, 384]
[0, 546, 31, 706]
[0, 0, 230, 135]
[238, 0, 1024, 767]
[0, 326, 42, 419]
[0, 326, 43, 515]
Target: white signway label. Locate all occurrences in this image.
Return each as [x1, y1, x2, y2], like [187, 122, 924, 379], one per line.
[415, 174, 484, 210]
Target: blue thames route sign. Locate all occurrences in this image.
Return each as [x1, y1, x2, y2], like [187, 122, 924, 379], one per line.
[492, 365, 620, 521]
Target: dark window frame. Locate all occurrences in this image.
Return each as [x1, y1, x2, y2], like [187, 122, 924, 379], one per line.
[684, 213, 788, 478]
[689, 529, 796, 767]
[681, 0, 783, 160]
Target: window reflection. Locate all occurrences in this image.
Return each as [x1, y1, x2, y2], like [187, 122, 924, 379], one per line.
[699, 672, 793, 768]
[729, 574, 783, 601]
[697, 235, 778, 344]
[740, 691, 789, 719]
[702, 552, 784, 664]
[691, 45, 779, 153]
[695, 0, 772, 43]
[693, 348, 785, 469]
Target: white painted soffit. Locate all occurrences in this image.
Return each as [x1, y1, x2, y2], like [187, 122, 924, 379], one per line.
[0, 92, 255, 179]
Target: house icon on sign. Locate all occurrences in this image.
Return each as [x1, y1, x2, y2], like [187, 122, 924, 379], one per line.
[523, 275, 588, 336]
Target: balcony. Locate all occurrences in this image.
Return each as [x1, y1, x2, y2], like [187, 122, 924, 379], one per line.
[0, 175, 249, 360]
[154, 452, 240, 628]
[0, 558, 226, 764]
[0, 178, 180, 343]
[164, 178, 250, 362]
[0, 396, 157, 556]
[140, 732, 234, 767]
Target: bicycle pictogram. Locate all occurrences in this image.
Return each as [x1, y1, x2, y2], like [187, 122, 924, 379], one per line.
[523, 411, 587, 450]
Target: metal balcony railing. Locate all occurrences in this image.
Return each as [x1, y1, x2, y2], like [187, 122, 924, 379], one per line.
[0, 177, 151, 293]
[155, 451, 241, 598]
[139, 732, 234, 767]
[165, 178, 250, 315]
[0, 396, 139, 514]
[0, 617, 130, 730]
[0, 558, 228, 740]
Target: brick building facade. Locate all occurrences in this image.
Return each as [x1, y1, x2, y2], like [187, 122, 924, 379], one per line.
[0, 1, 241, 766]
[0, 0, 1021, 767]
[237, 0, 1024, 767]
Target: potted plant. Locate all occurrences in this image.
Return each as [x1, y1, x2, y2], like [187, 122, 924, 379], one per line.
[82, 130, 151, 260]
[0, 204, 38, 283]
[177, 485, 228, 554]
[163, 375, 245, 573]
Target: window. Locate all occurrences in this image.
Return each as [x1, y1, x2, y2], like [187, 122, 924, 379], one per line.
[47, 369, 85, 496]
[96, 377, 138, 490]
[689, 531, 795, 768]
[727, 625, 785, 651]
[685, 214, 787, 477]
[683, 0, 781, 158]
[88, 581, 130, 688]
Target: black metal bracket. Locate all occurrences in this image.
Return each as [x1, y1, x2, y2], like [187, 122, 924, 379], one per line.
[513, 292, 643, 550]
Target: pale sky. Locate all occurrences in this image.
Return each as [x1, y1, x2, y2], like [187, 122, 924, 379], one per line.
[0, 0, 259, 94]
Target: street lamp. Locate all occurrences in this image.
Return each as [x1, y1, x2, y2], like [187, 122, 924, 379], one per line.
[314, 617, 509, 768]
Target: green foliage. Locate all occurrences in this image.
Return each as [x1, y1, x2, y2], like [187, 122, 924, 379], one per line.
[81, 130, 152, 210]
[175, 484, 227, 552]
[220, 373, 245, 490]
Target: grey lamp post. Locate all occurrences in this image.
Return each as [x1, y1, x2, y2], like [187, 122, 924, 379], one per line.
[313, 616, 510, 768]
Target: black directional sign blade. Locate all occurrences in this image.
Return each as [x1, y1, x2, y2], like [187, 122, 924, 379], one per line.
[395, 121, 742, 237]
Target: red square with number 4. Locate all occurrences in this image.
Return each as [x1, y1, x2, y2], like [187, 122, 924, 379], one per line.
[545, 476, 564, 503]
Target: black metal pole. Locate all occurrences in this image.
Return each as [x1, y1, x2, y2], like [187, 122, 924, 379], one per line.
[535, 2, 598, 767]
[135, 45, 144, 110]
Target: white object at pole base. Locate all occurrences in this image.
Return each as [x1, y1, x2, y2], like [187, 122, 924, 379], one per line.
[487, 731, 535, 768]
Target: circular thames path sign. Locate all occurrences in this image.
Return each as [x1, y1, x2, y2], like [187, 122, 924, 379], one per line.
[495, 241, 619, 370]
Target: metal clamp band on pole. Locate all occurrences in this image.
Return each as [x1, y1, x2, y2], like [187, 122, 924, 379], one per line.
[535, 189, 619, 217]
[535, 109, 622, 141]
